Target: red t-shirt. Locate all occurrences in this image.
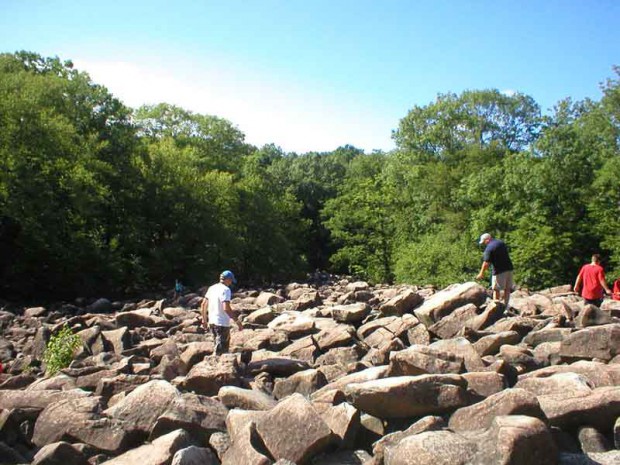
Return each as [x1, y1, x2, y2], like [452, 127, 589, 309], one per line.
[613, 279, 620, 301]
[578, 263, 606, 300]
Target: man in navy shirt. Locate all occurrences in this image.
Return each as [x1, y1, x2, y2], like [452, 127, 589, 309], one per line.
[476, 233, 514, 306]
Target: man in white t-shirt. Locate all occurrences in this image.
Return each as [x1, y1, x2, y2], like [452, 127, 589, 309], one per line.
[200, 270, 242, 354]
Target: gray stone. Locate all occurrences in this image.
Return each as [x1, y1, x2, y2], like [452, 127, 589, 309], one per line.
[448, 388, 546, 433]
[414, 282, 487, 328]
[254, 393, 334, 464]
[344, 374, 470, 419]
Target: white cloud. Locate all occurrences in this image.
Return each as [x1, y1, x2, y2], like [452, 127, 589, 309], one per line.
[73, 58, 395, 154]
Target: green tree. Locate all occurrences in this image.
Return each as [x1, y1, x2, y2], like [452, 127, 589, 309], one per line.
[269, 145, 361, 270]
[323, 153, 395, 282]
[0, 52, 140, 298]
[394, 89, 542, 161]
[393, 226, 480, 288]
[588, 68, 620, 276]
[131, 137, 241, 288]
[235, 147, 308, 282]
[134, 103, 253, 173]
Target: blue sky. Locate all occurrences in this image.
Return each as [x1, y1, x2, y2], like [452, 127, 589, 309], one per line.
[1, 0, 619, 153]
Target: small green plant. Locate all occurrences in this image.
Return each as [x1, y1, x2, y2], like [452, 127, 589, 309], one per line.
[43, 325, 81, 376]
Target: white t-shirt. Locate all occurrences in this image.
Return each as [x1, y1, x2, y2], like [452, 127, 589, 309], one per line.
[206, 282, 232, 326]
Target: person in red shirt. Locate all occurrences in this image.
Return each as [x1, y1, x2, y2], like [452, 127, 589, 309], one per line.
[573, 254, 612, 307]
[613, 278, 620, 301]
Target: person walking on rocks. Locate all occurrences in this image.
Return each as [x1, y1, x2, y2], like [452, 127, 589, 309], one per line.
[476, 233, 514, 307]
[573, 254, 612, 307]
[201, 270, 242, 354]
[174, 278, 184, 300]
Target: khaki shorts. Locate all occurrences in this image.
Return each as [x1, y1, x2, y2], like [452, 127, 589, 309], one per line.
[492, 270, 513, 291]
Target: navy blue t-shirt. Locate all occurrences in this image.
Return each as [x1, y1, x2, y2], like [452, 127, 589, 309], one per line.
[482, 239, 513, 274]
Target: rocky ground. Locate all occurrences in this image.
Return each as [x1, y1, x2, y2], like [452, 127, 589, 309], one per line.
[0, 276, 619, 465]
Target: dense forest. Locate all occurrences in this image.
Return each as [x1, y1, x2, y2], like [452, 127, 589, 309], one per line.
[0, 52, 618, 300]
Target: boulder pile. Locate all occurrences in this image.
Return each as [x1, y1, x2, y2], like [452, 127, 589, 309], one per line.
[1, 278, 619, 464]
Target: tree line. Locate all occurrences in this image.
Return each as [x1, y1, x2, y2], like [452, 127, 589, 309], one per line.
[0, 52, 618, 300]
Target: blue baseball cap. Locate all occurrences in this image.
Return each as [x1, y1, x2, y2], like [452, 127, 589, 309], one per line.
[220, 270, 237, 283]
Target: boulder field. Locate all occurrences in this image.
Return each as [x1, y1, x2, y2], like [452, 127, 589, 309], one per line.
[0, 278, 619, 464]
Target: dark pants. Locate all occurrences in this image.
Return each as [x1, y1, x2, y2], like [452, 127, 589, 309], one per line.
[585, 298, 603, 307]
[210, 324, 231, 354]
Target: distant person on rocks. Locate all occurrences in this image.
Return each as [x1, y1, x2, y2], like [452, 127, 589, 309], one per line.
[174, 279, 184, 300]
[476, 233, 514, 307]
[573, 254, 612, 307]
[200, 270, 242, 354]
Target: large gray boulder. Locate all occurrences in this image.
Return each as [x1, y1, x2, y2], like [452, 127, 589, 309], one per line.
[273, 368, 327, 399]
[319, 402, 360, 449]
[523, 327, 573, 347]
[254, 393, 334, 464]
[31, 441, 89, 465]
[473, 331, 521, 356]
[517, 360, 620, 388]
[515, 372, 593, 397]
[428, 304, 479, 339]
[221, 420, 270, 465]
[575, 305, 614, 328]
[331, 303, 371, 324]
[384, 430, 476, 465]
[149, 392, 228, 441]
[559, 324, 620, 361]
[104, 380, 180, 437]
[171, 446, 219, 465]
[33, 396, 138, 454]
[470, 415, 558, 465]
[181, 354, 242, 395]
[344, 374, 470, 419]
[379, 289, 423, 316]
[0, 389, 90, 412]
[448, 388, 546, 433]
[100, 429, 193, 465]
[372, 416, 445, 464]
[414, 282, 487, 327]
[387, 345, 463, 376]
[218, 386, 277, 411]
[538, 386, 620, 430]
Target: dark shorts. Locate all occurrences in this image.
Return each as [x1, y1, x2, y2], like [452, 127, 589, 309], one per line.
[210, 324, 231, 354]
[584, 298, 603, 308]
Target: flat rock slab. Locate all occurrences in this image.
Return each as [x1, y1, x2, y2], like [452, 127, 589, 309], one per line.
[559, 324, 620, 361]
[538, 386, 620, 431]
[0, 389, 90, 411]
[518, 360, 620, 388]
[379, 289, 423, 316]
[414, 282, 487, 328]
[388, 344, 464, 376]
[218, 386, 277, 411]
[331, 303, 371, 323]
[448, 388, 546, 433]
[149, 392, 228, 441]
[344, 374, 470, 419]
[515, 372, 593, 397]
